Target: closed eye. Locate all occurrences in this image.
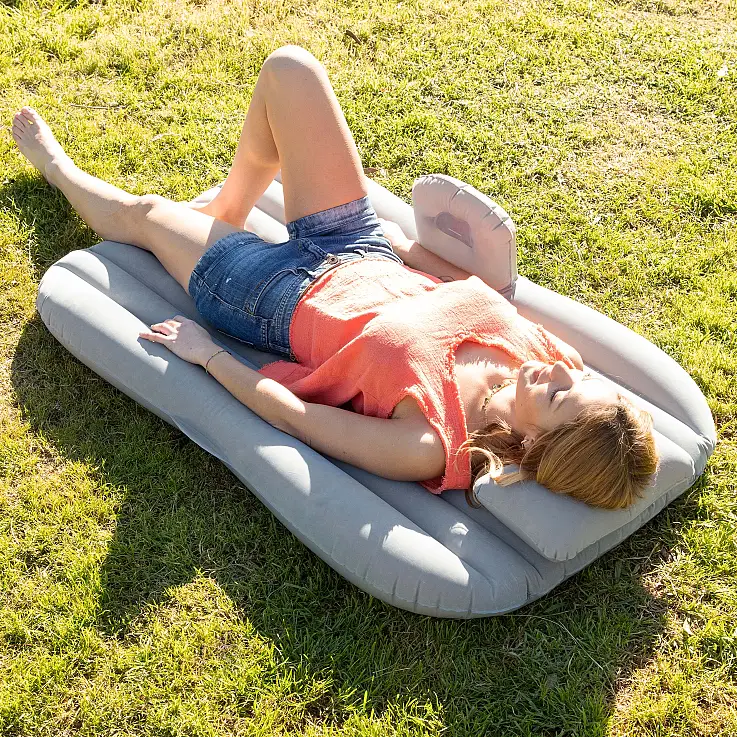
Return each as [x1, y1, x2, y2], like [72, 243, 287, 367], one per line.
[551, 374, 603, 411]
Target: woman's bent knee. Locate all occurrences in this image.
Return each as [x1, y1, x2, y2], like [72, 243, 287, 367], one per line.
[262, 45, 325, 85]
[133, 193, 169, 213]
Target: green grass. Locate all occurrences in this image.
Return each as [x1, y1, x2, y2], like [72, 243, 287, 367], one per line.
[1, 0, 736, 734]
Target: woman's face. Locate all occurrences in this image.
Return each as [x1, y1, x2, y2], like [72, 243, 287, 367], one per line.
[514, 361, 617, 439]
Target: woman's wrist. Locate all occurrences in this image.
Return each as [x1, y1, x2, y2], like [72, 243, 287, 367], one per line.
[198, 342, 224, 368]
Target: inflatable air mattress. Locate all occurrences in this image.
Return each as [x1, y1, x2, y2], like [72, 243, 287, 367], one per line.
[36, 174, 716, 617]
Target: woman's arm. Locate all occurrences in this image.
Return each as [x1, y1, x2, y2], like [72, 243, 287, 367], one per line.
[379, 219, 471, 282]
[380, 221, 586, 369]
[140, 317, 446, 481]
[204, 348, 446, 480]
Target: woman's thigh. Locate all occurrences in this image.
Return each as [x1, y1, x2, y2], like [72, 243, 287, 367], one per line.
[131, 196, 245, 291]
[260, 47, 368, 223]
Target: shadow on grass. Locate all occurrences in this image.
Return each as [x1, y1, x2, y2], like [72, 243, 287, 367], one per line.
[7, 176, 676, 736]
[2, 172, 98, 278]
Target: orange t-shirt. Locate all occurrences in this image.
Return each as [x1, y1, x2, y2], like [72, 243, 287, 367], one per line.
[259, 258, 573, 491]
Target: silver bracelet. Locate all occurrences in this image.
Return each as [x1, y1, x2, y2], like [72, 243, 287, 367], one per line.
[204, 348, 228, 375]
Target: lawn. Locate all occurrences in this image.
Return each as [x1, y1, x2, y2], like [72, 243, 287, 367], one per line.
[1, 0, 736, 734]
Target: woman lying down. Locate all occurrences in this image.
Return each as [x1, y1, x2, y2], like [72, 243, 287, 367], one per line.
[11, 46, 658, 509]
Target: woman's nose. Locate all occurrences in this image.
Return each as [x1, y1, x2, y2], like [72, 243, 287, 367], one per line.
[550, 361, 575, 386]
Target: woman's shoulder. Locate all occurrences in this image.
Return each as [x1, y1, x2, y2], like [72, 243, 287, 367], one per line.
[539, 328, 584, 369]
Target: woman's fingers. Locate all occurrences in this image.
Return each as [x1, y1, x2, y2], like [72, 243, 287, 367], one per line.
[150, 316, 188, 335]
[140, 316, 189, 340]
[139, 329, 173, 343]
[150, 322, 176, 336]
[138, 315, 216, 366]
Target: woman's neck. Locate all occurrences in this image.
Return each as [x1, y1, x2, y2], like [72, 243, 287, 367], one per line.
[454, 342, 519, 434]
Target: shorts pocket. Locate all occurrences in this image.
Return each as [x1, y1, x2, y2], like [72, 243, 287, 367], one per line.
[245, 238, 331, 320]
[246, 266, 305, 319]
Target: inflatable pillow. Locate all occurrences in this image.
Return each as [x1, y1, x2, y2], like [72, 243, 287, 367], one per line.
[36, 174, 716, 617]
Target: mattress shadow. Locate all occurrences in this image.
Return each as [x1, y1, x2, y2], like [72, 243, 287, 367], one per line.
[10, 308, 681, 736]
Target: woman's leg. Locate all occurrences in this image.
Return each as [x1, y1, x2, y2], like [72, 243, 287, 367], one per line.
[11, 108, 242, 291]
[197, 45, 368, 228]
[12, 46, 367, 288]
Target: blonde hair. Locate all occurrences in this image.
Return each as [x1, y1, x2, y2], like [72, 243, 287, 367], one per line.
[459, 396, 659, 510]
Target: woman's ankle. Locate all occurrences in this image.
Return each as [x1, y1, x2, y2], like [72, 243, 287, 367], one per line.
[196, 195, 248, 228]
[44, 154, 74, 188]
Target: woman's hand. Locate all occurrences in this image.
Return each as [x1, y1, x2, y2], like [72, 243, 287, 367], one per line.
[139, 316, 218, 367]
[378, 218, 412, 250]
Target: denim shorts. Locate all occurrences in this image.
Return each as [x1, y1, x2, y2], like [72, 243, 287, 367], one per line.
[188, 196, 403, 358]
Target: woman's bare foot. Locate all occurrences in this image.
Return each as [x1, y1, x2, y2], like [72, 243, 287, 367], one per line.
[11, 107, 70, 183]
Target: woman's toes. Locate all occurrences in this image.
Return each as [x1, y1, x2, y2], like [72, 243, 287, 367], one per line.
[11, 108, 68, 179]
[14, 112, 30, 130]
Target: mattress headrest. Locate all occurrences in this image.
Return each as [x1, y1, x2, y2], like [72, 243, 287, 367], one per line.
[411, 174, 518, 295]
